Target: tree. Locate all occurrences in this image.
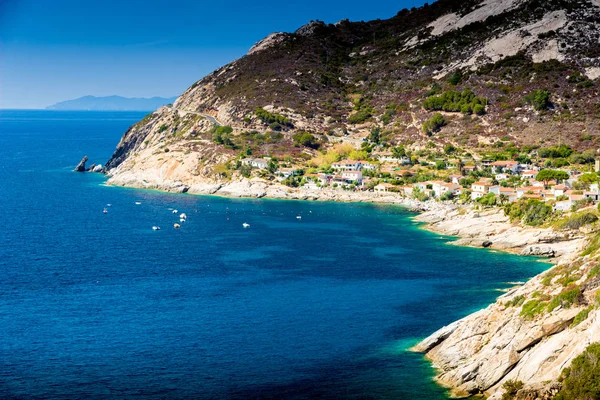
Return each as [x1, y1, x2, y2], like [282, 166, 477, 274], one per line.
[423, 113, 446, 134]
[392, 144, 406, 158]
[555, 343, 600, 400]
[525, 89, 551, 111]
[536, 169, 569, 186]
[444, 144, 457, 154]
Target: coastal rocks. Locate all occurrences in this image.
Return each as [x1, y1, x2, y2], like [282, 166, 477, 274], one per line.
[74, 156, 88, 172]
[482, 241, 493, 248]
[521, 245, 555, 257]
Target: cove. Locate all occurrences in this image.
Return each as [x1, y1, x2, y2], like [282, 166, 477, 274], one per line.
[0, 110, 549, 399]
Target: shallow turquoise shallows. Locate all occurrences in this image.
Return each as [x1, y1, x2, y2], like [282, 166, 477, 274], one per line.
[0, 110, 548, 399]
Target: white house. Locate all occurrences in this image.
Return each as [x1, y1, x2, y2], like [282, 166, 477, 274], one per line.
[339, 170, 363, 184]
[495, 173, 509, 181]
[374, 183, 395, 192]
[332, 160, 362, 171]
[241, 158, 268, 169]
[521, 170, 538, 180]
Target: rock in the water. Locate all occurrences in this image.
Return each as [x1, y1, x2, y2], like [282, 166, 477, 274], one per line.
[91, 164, 103, 172]
[521, 246, 555, 257]
[74, 156, 88, 172]
[483, 241, 493, 248]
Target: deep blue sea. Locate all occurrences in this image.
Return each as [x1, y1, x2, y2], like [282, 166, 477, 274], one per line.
[0, 110, 548, 399]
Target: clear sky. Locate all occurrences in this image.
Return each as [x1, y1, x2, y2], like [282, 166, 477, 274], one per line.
[0, 0, 428, 109]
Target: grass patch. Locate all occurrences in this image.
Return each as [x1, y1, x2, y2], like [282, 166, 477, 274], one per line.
[571, 306, 594, 328]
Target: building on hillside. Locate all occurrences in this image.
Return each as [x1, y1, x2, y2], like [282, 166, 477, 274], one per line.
[448, 174, 463, 184]
[241, 158, 269, 169]
[490, 161, 519, 174]
[462, 165, 477, 174]
[339, 170, 363, 184]
[495, 173, 509, 181]
[332, 160, 361, 171]
[277, 168, 300, 178]
[471, 181, 492, 194]
[552, 185, 569, 197]
[374, 183, 395, 192]
[521, 170, 538, 180]
[447, 159, 462, 169]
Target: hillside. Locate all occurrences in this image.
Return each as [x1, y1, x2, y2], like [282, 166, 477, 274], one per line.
[47, 95, 177, 111]
[105, 0, 600, 183]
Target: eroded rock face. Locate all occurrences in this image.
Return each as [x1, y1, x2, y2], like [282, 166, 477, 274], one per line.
[414, 253, 600, 399]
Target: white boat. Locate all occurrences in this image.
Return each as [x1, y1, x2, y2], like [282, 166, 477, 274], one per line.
[106, 204, 112, 207]
[242, 223, 250, 228]
[103, 208, 108, 214]
[174, 223, 181, 229]
[135, 202, 142, 205]
[180, 218, 186, 223]
[152, 226, 161, 231]
[173, 209, 178, 214]
[296, 216, 301, 219]
[180, 213, 187, 219]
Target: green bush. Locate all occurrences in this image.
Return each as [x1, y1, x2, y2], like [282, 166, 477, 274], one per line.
[423, 88, 487, 114]
[423, 113, 447, 134]
[501, 380, 524, 400]
[547, 287, 581, 313]
[555, 343, 600, 400]
[158, 124, 169, 133]
[255, 108, 292, 127]
[292, 132, 319, 149]
[504, 199, 553, 226]
[570, 306, 593, 328]
[525, 89, 551, 110]
[521, 299, 547, 319]
[556, 212, 599, 231]
[348, 110, 372, 124]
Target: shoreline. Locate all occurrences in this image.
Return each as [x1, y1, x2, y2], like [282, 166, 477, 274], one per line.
[103, 173, 589, 399]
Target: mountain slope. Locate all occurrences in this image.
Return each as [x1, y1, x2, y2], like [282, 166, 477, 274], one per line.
[105, 0, 600, 181]
[47, 95, 177, 111]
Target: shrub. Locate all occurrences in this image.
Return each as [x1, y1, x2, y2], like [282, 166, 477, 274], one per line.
[448, 71, 462, 85]
[348, 110, 372, 124]
[504, 199, 553, 226]
[555, 343, 600, 400]
[556, 212, 599, 230]
[571, 306, 593, 328]
[292, 132, 319, 149]
[521, 299, 547, 319]
[423, 113, 447, 134]
[158, 124, 169, 132]
[255, 108, 291, 127]
[546, 287, 581, 313]
[525, 89, 551, 110]
[423, 88, 487, 114]
[501, 380, 524, 400]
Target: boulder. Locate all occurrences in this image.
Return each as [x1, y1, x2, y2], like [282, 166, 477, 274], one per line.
[74, 156, 88, 172]
[521, 246, 555, 257]
[91, 164, 103, 173]
[483, 241, 493, 248]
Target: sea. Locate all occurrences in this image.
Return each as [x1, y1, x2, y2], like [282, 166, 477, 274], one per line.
[0, 110, 548, 399]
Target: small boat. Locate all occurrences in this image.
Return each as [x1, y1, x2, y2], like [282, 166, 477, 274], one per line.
[135, 202, 142, 205]
[106, 204, 112, 207]
[103, 208, 108, 214]
[242, 222, 250, 228]
[152, 226, 161, 231]
[173, 209, 178, 214]
[296, 216, 301, 219]
[180, 218, 186, 223]
[180, 213, 187, 219]
[174, 223, 181, 229]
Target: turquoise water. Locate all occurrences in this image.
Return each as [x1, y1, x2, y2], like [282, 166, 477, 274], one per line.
[0, 110, 548, 399]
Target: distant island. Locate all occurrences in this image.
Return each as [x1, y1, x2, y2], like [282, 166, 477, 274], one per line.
[46, 95, 177, 111]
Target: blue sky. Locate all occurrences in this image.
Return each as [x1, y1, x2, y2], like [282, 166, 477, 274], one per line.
[0, 0, 428, 109]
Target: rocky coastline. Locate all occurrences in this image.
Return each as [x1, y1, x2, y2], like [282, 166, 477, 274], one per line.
[104, 172, 595, 400]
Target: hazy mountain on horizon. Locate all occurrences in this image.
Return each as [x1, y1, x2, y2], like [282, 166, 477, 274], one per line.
[46, 95, 178, 111]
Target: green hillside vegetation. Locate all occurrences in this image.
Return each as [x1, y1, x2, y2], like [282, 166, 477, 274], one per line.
[423, 88, 487, 115]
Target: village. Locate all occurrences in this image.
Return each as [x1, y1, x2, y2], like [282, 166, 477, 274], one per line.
[239, 148, 600, 213]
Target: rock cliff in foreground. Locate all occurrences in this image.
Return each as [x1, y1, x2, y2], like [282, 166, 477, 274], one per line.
[413, 208, 600, 399]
